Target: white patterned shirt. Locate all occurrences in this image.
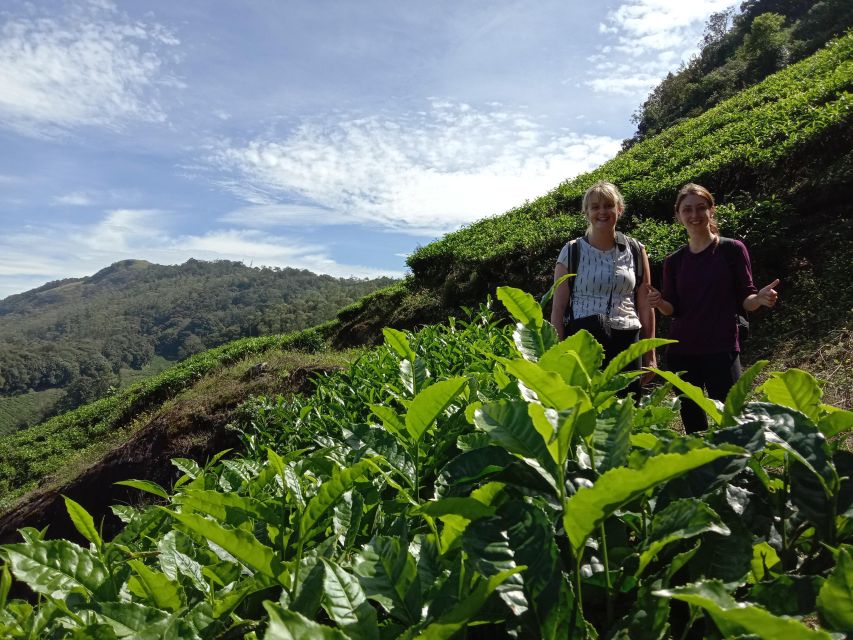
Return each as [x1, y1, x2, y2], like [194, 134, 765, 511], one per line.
[557, 236, 642, 330]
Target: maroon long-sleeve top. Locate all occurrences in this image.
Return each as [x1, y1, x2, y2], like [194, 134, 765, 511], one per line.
[661, 237, 758, 355]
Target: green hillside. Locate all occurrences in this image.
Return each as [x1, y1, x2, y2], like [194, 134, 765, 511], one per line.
[1, 26, 852, 640]
[0, 258, 394, 432]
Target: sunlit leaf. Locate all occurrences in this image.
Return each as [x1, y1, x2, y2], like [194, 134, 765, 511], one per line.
[649, 369, 722, 425]
[759, 368, 822, 423]
[656, 580, 834, 639]
[127, 560, 183, 612]
[817, 547, 853, 632]
[114, 479, 170, 500]
[563, 447, 741, 553]
[264, 601, 350, 639]
[405, 377, 468, 441]
[63, 495, 102, 550]
[5, 539, 111, 599]
[320, 559, 379, 640]
[722, 360, 768, 426]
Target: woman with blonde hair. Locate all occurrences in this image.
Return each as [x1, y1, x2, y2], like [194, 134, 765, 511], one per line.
[550, 181, 656, 384]
[647, 183, 780, 432]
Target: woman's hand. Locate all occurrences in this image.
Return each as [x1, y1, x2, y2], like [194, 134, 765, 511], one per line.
[755, 279, 779, 308]
[744, 278, 779, 312]
[640, 350, 657, 385]
[647, 285, 662, 308]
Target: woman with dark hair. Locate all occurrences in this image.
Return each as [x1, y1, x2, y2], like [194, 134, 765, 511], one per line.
[647, 183, 780, 433]
[551, 181, 656, 382]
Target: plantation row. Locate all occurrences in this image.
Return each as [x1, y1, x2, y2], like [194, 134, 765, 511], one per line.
[2, 288, 852, 638]
[407, 32, 852, 284]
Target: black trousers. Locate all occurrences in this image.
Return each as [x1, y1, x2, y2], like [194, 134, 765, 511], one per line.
[666, 351, 742, 434]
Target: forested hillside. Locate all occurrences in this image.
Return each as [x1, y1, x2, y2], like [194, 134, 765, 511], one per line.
[0, 259, 394, 432]
[625, 0, 853, 145]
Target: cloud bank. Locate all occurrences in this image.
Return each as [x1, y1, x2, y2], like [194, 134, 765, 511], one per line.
[214, 100, 622, 236]
[0, 1, 181, 137]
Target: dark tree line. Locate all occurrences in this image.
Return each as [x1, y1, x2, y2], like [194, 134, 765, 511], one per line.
[625, 0, 853, 147]
[0, 259, 395, 425]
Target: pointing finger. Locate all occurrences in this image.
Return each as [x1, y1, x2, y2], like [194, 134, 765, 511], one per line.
[765, 278, 780, 290]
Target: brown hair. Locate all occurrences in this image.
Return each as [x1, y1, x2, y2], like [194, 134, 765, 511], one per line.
[582, 181, 624, 234]
[674, 183, 719, 235]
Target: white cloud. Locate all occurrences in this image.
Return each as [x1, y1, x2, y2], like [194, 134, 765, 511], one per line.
[0, 2, 181, 137]
[212, 100, 621, 236]
[588, 0, 735, 96]
[53, 191, 93, 206]
[0, 211, 402, 299]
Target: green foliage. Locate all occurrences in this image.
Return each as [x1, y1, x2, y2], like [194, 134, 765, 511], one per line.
[3, 288, 851, 638]
[0, 259, 395, 430]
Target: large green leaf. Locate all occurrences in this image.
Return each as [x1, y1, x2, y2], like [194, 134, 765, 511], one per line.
[127, 560, 184, 612]
[369, 404, 407, 439]
[157, 531, 208, 595]
[401, 356, 430, 397]
[93, 601, 174, 638]
[497, 357, 587, 411]
[474, 399, 552, 465]
[263, 602, 349, 639]
[173, 489, 277, 527]
[817, 548, 853, 632]
[435, 446, 516, 499]
[649, 369, 722, 426]
[590, 400, 633, 473]
[745, 403, 839, 498]
[721, 360, 768, 426]
[637, 499, 730, 577]
[417, 497, 495, 521]
[4, 539, 110, 599]
[462, 502, 563, 631]
[166, 510, 287, 584]
[538, 341, 593, 389]
[300, 458, 374, 539]
[759, 368, 822, 423]
[540, 329, 603, 387]
[354, 536, 421, 626]
[114, 479, 170, 500]
[655, 581, 834, 639]
[601, 339, 673, 380]
[413, 567, 525, 639]
[563, 447, 741, 553]
[497, 286, 543, 329]
[512, 322, 559, 363]
[320, 559, 379, 640]
[818, 406, 853, 439]
[384, 328, 416, 361]
[63, 495, 102, 550]
[404, 377, 468, 441]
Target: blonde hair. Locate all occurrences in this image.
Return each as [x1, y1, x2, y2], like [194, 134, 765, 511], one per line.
[674, 183, 719, 235]
[582, 181, 624, 234]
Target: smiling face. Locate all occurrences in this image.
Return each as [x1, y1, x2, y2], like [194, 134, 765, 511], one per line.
[676, 193, 714, 233]
[586, 194, 622, 231]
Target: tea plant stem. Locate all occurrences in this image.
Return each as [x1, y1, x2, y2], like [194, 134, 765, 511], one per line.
[600, 523, 614, 627]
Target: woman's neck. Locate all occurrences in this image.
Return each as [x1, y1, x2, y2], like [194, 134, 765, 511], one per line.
[687, 228, 717, 253]
[587, 227, 616, 251]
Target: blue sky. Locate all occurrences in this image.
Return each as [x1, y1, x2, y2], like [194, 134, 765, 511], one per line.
[0, 0, 734, 299]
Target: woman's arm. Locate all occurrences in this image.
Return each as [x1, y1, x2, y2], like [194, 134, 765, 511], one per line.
[637, 247, 657, 381]
[743, 278, 780, 312]
[647, 287, 674, 316]
[551, 262, 571, 340]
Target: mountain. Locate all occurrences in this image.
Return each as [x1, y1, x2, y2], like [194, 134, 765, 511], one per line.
[0, 259, 395, 432]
